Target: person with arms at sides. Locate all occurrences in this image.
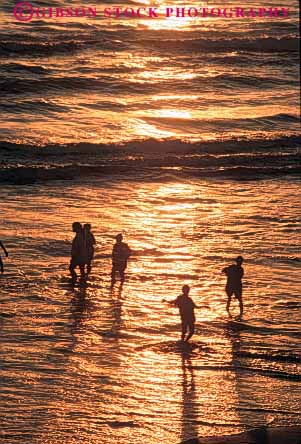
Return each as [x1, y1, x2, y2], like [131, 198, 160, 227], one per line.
[222, 255, 244, 316]
[69, 222, 85, 285]
[111, 233, 131, 286]
[83, 223, 96, 275]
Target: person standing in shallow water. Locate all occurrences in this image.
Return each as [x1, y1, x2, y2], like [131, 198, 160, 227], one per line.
[111, 233, 131, 285]
[164, 285, 205, 342]
[222, 255, 244, 316]
[69, 222, 85, 285]
[83, 223, 96, 275]
[0, 240, 8, 274]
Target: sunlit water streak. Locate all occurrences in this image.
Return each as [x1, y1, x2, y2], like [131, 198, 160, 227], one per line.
[0, 177, 300, 443]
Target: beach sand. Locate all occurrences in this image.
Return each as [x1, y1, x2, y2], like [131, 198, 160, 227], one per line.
[183, 427, 301, 444]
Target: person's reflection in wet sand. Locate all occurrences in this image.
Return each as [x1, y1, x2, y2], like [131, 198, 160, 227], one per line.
[226, 323, 269, 444]
[109, 282, 124, 337]
[180, 350, 199, 443]
[70, 286, 88, 336]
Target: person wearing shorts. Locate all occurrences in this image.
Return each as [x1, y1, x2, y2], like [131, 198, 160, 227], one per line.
[165, 285, 198, 342]
[111, 233, 131, 285]
[222, 256, 244, 316]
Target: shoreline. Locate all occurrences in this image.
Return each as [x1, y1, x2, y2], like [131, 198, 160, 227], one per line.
[183, 426, 301, 444]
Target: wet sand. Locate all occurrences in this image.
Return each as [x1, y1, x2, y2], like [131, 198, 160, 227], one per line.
[183, 427, 301, 443]
[1, 179, 300, 444]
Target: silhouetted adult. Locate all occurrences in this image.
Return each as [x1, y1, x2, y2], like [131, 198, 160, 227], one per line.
[0, 240, 8, 274]
[111, 233, 131, 285]
[222, 256, 244, 316]
[83, 223, 96, 275]
[69, 222, 85, 285]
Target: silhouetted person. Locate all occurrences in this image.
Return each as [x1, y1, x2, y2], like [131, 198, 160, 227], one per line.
[69, 222, 85, 285]
[111, 233, 131, 285]
[164, 285, 206, 342]
[222, 255, 244, 316]
[0, 241, 8, 274]
[83, 223, 96, 275]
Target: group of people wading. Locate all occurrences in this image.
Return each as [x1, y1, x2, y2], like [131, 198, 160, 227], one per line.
[69, 223, 245, 343]
[69, 222, 96, 283]
[69, 222, 131, 287]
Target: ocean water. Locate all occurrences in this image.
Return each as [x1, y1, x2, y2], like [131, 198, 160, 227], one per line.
[0, 0, 300, 443]
[0, 0, 299, 147]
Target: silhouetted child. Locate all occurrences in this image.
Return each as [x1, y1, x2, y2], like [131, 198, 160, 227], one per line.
[0, 241, 8, 274]
[222, 256, 244, 316]
[164, 285, 207, 342]
[111, 233, 131, 285]
[83, 223, 96, 275]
